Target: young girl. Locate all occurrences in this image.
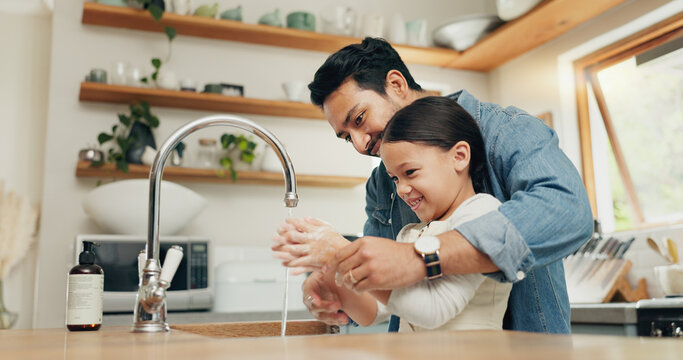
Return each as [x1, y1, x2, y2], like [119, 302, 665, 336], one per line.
[274, 96, 511, 332]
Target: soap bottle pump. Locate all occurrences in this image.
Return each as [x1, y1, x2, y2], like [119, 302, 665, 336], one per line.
[66, 241, 104, 331]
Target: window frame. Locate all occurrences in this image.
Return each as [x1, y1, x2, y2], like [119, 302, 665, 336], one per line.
[573, 12, 683, 228]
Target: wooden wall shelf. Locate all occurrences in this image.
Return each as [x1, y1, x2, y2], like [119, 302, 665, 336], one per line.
[79, 82, 325, 119]
[82, 1, 627, 72]
[75, 161, 367, 188]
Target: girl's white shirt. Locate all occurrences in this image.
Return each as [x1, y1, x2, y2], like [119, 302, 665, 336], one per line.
[372, 193, 512, 331]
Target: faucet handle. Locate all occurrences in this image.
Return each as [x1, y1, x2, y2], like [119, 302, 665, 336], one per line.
[160, 245, 184, 283]
[138, 250, 147, 279]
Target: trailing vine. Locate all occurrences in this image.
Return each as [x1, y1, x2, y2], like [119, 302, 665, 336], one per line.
[134, 0, 177, 85]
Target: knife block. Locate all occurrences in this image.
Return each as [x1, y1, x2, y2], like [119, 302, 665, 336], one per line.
[567, 259, 649, 303]
[601, 260, 649, 303]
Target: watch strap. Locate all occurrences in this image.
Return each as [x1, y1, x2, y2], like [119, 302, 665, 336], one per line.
[423, 252, 442, 280]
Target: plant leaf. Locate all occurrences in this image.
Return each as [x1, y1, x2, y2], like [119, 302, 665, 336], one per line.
[118, 114, 131, 127]
[241, 151, 255, 164]
[220, 157, 232, 170]
[141, 77, 148, 83]
[151, 58, 162, 69]
[112, 124, 118, 134]
[140, 101, 150, 113]
[230, 169, 238, 182]
[98, 133, 114, 144]
[116, 159, 129, 173]
[151, 71, 158, 81]
[116, 136, 128, 151]
[148, 4, 163, 21]
[164, 26, 177, 41]
[148, 115, 160, 128]
[90, 159, 104, 167]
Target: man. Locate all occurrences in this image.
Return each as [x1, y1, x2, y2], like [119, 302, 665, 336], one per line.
[285, 37, 592, 333]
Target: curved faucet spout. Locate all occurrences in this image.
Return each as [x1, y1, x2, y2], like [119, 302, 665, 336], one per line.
[148, 114, 298, 262]
[134, 114, 298, 333]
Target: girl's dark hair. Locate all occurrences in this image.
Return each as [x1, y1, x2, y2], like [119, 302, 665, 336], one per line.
[382, 96, 487, 193]
[308, 37, 422, 106]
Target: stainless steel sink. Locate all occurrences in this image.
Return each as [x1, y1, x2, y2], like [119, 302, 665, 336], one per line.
[171, 320, 338, 338]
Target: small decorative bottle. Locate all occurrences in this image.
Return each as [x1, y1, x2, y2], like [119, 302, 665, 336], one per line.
[66, 241, 104, 331]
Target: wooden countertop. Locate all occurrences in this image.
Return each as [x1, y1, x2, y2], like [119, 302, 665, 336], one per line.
[1, 326, 682, 359]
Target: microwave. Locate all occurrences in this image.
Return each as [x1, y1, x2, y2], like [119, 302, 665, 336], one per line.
[74, 234, 213, 313]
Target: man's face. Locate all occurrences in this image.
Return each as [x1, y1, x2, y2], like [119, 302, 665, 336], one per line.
[323, 79, 404, 156]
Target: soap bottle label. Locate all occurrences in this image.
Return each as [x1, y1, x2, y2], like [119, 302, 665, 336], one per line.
[66, 274, 104, 325]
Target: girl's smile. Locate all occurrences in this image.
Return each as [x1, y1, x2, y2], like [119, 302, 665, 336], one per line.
[381, 141, 475, 223]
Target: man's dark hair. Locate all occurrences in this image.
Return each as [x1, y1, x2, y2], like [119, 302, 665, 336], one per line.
[382, 96, 487, 193]
[308, 37, 422, 106]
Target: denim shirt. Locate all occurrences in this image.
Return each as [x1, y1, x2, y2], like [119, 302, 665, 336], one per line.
[363, 90, 593, 333]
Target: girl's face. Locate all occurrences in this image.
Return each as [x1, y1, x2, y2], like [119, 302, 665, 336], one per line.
[381, 141, 474, 222]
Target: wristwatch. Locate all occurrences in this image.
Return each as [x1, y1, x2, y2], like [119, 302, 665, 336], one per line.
[413, 236, 442, 280]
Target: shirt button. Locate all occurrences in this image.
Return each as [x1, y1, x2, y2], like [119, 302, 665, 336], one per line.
[388, 219, 392, 224]
[516, 271, 525, 281]
[390, 193, 395, 200]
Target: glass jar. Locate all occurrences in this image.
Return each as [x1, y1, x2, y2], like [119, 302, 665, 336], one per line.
[196, 138, 218, 168]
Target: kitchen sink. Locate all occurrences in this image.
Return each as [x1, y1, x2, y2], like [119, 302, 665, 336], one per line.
[170, 320, 338, 338]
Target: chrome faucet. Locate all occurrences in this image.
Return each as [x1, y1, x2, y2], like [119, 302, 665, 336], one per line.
[132, 115, 299, 333]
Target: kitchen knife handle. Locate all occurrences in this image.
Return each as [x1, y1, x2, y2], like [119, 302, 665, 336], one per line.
[616, 237, 636, 259]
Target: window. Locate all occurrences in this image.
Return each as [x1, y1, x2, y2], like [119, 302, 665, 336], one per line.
[575, 14, 683, 232]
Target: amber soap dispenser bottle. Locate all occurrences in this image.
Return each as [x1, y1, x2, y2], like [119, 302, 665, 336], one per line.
[66, 241, 104, 331]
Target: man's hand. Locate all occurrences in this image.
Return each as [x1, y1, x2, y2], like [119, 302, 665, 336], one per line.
[271, 217, 349, 274]
[333, 236, 426, 292]
[301, 271, 349, 326]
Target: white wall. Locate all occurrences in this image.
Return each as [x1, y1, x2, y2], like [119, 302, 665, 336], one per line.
[31, 0, 492, 328]
[0, 9, 52, 329]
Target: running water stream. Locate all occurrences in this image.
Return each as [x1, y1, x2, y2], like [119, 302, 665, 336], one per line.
[280, 208, 294, 337]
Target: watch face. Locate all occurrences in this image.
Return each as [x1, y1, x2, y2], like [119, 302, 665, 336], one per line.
[415, 236, 440, 254]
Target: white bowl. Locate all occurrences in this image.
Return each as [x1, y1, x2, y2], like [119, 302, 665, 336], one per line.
[654, 264, 683, 296]
[83, 179, 206, 235]
[432, 14, 504, 51]
[496, 0, 543, 21]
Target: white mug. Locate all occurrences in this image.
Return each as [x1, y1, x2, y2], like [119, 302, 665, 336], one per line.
[282, 81, 306, 102]
[141, 146, 157, 166]
[406, 19, 427, 47]
[172, 0, 191, 15]
[111, 61, 129, 86]
[127, 67, 143, 87]
[358, 14, 384, 38]
[321, 6, 355, 36]
[157, 70, 179, 90]
[388, 14, 406, 44]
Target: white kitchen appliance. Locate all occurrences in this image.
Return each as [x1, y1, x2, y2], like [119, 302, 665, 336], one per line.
[213, 246, 306, 313]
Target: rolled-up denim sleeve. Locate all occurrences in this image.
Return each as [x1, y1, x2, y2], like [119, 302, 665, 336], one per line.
[363, 166, 382, 237]
[457, 112, 593, 283]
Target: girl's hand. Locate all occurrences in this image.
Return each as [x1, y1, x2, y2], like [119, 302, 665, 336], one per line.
[271, 217, 349, 275]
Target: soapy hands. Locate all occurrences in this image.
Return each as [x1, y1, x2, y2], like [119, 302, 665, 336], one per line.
[333, 236, 425, 292]
[301, 271, 349, 326]
[271, 217, 350, 275]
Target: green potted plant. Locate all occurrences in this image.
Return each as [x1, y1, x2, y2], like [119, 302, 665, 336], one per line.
[92, 101, 160, 173]
[219, 133, 258, 182]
